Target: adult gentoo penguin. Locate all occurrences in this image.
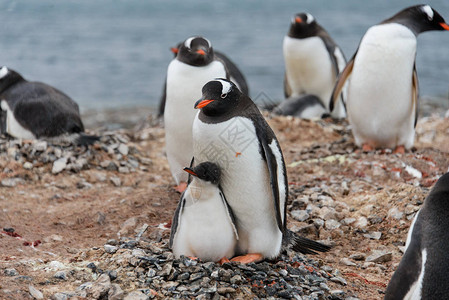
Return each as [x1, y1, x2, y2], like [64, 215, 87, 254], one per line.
[192, 79, 330, 263]
[164, 36, 227, 191]
[384, 172, 449, 299]
[283, 12, 347, 119]
[158, 43, 249, 116]
[170, 162, 238, 262]
[330, 5, 449, 152]
[0, 66, 96, 144]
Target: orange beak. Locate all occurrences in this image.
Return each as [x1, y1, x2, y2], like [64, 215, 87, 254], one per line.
[196, 49, 206, 55]
[170, 47, 179, 54]
[440, 22, 449, 31]
[183, 167, 197, 176]
[295, 17, 302, 23]
[194, 99, 214, 109]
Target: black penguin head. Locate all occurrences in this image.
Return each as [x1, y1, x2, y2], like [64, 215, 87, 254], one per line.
[288, 13, 320, 38]
[194, 79, 241, 117]
[183, 162, 221, 185]
[384, 5, 449, 35]
[176, 36, 214, 66]
[0, 66, 24, 93]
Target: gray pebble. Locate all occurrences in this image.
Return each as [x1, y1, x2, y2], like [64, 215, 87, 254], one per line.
[4, 268, 19, 276]
[28, 285, 44, 299]
[291, 210, 310, 222]
[54, 271, 67, 280]
[104, 244, 118, 254]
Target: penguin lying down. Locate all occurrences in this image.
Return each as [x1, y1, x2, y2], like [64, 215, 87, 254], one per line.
[170, 161, 330, 263]
[273, 94, 329, 119]
[0, 66, 97, 145]
[384, 172, 449, 299]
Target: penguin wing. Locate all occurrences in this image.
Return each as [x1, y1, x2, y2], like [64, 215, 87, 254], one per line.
[169, 192, 186, 249]
[219, 189, 239, 240]
[157, 77, 167, 117]
[384, 211, 423, 299]
[283, 73, 293, 99]
[253, 115, 287, 233]
[412, 65, 419, 128]
[329, 50, 356, 112]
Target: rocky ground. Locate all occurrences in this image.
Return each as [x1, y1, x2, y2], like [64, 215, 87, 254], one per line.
[0, 107, 448, 300]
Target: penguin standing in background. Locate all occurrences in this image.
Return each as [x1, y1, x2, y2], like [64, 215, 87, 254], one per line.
[158, 43, 249, 116]
[192, 79, 330, 263]
[0, 66, 96, 145]
[164, 36, 227, 192]
[170, 162, 238, 262]
[385, 172, 449, 299]
[330, 5, 449, 152]
[273, 94, 327, 120]
[283, 12, 347, 119]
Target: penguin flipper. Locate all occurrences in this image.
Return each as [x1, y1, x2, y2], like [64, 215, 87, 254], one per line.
[259, 133, 285, 234]
[285, 230, 331, 254]
[169, 193, 186, 249]
[412, 65, 419, 128]
[219, 190, 239, 240]
[330, 52, 356, 112]
[283, 72, 292, 99]
[158, 77, 167, 117]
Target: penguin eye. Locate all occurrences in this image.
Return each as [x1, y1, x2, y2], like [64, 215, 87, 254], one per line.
[221, 93, 227, 99]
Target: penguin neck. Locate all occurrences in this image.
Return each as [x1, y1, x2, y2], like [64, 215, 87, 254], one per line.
[187, 178, 218, 204]
[0, 72, 25, 94]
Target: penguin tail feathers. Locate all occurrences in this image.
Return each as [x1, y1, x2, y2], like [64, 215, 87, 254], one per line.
[286, 230, 331, 255]
[74, 133, 100, 146]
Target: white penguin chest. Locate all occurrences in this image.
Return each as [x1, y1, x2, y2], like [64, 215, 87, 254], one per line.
[283, 36, 334, 100]
[348, 24, 417, 119]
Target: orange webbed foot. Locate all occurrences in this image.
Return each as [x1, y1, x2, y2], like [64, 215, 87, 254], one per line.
[361, 143, 374, 152]
[230, 253, 263, 264]
[174, 182, 188, 193]
[393, 145, 405, 154]
[218, 257, 230, 265]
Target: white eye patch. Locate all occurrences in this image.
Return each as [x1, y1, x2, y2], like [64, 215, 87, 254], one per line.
[306, 13, 315, 24]
[422, 5, 433, 20]
[0, 66, 8, 79]
[184, 36, 212, 49]
[216, 79, 232, 95]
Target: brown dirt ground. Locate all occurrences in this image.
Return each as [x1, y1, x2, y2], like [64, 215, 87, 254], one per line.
[0, 113, 448, 299]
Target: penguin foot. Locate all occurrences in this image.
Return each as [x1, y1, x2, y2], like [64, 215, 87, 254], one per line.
[218, 257, 230, 265]
[361, 143, 374, 152]
[231, 253, 263, 264]
[393, 145, 405, 154]
[174, 182, 188, 193]
[187, 256, 198, 261]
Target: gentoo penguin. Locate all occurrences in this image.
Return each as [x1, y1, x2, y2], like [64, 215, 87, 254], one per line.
[192, 79, 329, 263]
[0, 66, 96, 144]
[164, 36, 228, 191]
[283, 12, 347, 119]
[273, 94, 328, 119]
[384, 172, 449, 299]
[330, 5, 449, 152]
[158, 43, 249, 116]
[170, 162, 238, 262]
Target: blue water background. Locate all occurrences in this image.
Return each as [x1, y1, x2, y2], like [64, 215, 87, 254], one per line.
[1, 0, 448, 112]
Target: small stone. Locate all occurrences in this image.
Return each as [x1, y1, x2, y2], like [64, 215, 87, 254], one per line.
[365, 250, 392, 263]
[48, 261, 65, 270]
[363, 232, 382, 240]
[387, 207, 404, 220]
[118, 166, 130, 174]
[217, 287, 236, 294]
[110, 176, 121, 187]
[349, 253, 366, 261]
[51, 293, 69, 300]
[230, 275, 242, 285]
[52, 157, 68, 174]
[124, 291, 149, 300]
[87, 273, 111, 299]
[108, 284, 124, 300]
[325, 219, 341, 230]
[104, 244, 118, 254]
[330, 289, 345, 298]
[354, 217, 368, 228]
[330, 276, 347, 286]
[341, 218, 356, 225]
[1, 178, 24, 187]
[340, 258, 356, 266]
[54, 271, 67, 280]
[23, 162, 33, 170]
[291, 210, 310, 222]
[33, 141, 48, 152]
[5, 268, 18, 276]
[29, 285, 44, 299]
[118, 144, 129, 156]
